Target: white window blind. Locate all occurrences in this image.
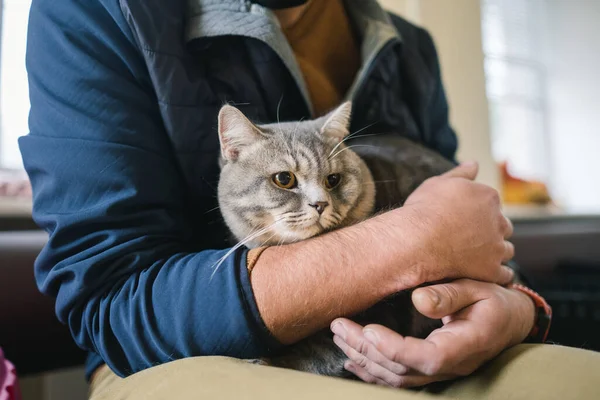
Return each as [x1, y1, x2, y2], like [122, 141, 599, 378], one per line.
[481, 0, 551, 183]
[0, 0, 32, 170]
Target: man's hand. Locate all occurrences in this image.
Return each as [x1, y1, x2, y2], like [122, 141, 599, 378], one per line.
[330, 279, 535, 388]
[400, 162, 515, 286]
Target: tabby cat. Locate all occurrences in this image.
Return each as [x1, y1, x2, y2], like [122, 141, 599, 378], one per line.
[216, 102, 455, 378]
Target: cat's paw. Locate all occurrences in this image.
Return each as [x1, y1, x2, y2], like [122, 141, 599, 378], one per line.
[246, 358, 270, 366]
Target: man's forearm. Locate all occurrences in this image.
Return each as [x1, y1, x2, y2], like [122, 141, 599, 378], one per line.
[250, 209, 421, 345]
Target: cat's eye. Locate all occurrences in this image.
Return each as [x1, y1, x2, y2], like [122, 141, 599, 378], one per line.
[325, 173, 341, 189]
[272, 171, 297, 189]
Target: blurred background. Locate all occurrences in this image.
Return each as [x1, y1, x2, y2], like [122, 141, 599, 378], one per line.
[383, 0, 600, 213]
[1, 0, 599, 398]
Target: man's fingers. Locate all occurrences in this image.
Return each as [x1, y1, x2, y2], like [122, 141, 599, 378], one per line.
[334, 336, 408, 387]
[346, 362, 454, 389]
[496, 265, 515, 285]
[503, 216, 514, 239]
[412, 279, 489, 319]
[503, 241, 515, 263]
[344, 361, 389, 386]
[359, 324, 447, 375]
[331, 319, 409, 376]
[441, 161, 479, 180]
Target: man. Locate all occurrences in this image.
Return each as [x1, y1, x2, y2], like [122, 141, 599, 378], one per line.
[20, 0, 598, 399]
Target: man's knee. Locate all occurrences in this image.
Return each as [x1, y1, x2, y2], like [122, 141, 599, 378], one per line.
[441, 344, 600, 400]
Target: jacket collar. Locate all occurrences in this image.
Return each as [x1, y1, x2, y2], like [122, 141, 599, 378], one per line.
[185, 0, 401, 116]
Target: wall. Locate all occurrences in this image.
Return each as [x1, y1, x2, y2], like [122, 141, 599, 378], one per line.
[380, 0, 500, 190]
[379, 0, 421, 22]
[543, 0, 600, 211]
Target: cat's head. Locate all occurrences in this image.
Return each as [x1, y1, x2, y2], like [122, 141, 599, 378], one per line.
[216, 102, 375, 248]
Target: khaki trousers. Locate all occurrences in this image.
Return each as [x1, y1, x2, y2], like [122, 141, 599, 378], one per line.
[89, 344, 600, 400]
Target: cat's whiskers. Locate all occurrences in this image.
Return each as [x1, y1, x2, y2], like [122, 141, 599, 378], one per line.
[284, 216, 312, 224]
[204, 205, 220, 214]
[276, 96, 295, 156]
[285, 218, 315, 230]
[276, 94, 283, 132]
[327, 122, 379, 158]
[280, 211, 305, 218]
[275, 231, 290, 248]
[209, 218, 284, 280]
[278, 211, 311, 225]
[291, 117, 305, 156]
[327, 132, 380, 159]
[329, 144, 379, 161]
[256, 230, 280, 248]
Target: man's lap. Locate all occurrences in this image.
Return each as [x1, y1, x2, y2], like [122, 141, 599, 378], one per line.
[88, 344, 600, 400]
[88, 356, 434, 400]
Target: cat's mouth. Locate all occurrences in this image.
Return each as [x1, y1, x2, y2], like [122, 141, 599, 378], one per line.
[251, 215, 340, 247]
[284, 215, 339, 238]
[261, 208, 345, 245]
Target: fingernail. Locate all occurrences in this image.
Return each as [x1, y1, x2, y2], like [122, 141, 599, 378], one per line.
[344, 360, 355, 372]
[503, 266, 515, 282]
[426, 288, 440, 307]
[461, 161, 477, 167]
[364, 329, 379, 345]
[331, 321, 346, 340]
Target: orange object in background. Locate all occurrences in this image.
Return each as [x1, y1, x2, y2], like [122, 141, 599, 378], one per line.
[499, 162, 553, 205]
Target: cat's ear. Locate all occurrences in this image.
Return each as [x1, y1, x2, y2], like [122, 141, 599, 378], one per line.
[320, 101, 352, 142]
[218, 105, 263, 161]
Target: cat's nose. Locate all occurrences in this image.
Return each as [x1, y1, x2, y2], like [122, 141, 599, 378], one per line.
[309, 201, 329, 215]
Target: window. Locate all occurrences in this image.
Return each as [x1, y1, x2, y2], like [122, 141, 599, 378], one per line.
[0, 0, 32, 170]
[481, 0, 550, 183]
[481, 0, 600, 212]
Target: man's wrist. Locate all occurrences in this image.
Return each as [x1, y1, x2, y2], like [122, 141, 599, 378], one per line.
[246, 246, 268, 276]
[508, 288, 537, 345]
[367, 209, 425, 293]
[507, 283, 552, 344]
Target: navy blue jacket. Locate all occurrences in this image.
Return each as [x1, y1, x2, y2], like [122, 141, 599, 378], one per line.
[19, 0, 457, 378]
